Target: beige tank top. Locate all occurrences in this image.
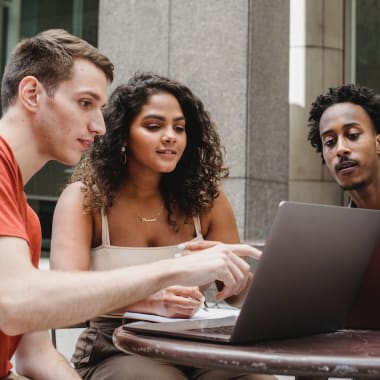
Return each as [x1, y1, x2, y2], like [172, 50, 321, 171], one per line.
[91, 208, 204, 270]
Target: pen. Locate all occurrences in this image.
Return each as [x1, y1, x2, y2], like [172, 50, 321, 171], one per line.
[202, 297, 209, 312]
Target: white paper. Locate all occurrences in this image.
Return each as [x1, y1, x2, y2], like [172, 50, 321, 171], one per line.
[123, 307, 240, 323]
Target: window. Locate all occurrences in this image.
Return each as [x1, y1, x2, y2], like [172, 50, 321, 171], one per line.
[348, 0, 380, 92]
[0, 0, 99, 255]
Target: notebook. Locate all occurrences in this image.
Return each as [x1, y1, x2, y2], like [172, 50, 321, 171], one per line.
[124, 201, 380, 344]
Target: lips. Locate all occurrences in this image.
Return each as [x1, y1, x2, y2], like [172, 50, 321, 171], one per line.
[335, 159, 358, 172]
[157, 149, 176, 155]
[79, 138, 94, 150]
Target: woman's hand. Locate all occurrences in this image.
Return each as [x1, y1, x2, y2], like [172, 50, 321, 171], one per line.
[128, 286, 204, 318]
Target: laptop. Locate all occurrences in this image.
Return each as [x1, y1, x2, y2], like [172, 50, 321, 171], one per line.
[124, 201, 380, 344]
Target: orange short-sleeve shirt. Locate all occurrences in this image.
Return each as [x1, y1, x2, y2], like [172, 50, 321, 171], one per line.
[0, 137, 41, 377]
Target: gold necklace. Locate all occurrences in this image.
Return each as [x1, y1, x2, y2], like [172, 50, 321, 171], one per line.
[137, 205, 164, 223]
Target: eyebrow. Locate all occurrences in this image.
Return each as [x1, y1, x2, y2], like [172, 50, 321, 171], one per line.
[78, 90, 107, 107]
[142, 114, 185, 121]
[320, 122, 361, 137]
[78, 90, 105, 104]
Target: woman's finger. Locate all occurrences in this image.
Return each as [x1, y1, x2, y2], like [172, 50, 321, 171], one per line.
[166, 285, 203, 301]
[162, 294, 203, 318]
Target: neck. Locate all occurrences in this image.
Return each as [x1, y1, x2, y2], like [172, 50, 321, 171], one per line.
[0, 109, 47, 185]
[123, 167, 162, 200]
[348, 180, 380, 210]
[123, 184, 161, 203]
[121, 174, 165, 223]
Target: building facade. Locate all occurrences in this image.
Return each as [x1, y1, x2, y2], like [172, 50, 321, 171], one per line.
[0, 0, 376, 250]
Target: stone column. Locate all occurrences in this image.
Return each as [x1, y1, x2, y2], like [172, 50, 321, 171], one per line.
[245, 0, 290, 239]
[289, 0, 344, 206]
[99, 0, 290, 241]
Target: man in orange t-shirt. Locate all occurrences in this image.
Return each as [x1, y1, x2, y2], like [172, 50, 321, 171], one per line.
[308, 84, 380, 329]
[0, 30, 259, 378]
[0, 27, 115, 379]
[0, 139, 41, 376]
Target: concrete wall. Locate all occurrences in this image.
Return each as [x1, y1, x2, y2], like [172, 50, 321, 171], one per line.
[245, 0, 290, 239]
[289, 0, 344, 206]
[99, 0, 290, 241]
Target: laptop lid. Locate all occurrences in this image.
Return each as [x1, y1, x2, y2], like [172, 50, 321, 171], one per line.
[125, 201, 380, 344]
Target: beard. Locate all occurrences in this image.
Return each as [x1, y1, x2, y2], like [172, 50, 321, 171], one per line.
[340, 179, 367, 191]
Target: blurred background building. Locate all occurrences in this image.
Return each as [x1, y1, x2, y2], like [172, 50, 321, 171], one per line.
[0, 0, 377, 252]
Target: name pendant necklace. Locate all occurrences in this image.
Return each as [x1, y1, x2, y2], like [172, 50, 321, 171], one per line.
[137, 205, 164, 223]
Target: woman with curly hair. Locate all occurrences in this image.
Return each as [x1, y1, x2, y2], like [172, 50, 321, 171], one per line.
[50, 72, 272, 380]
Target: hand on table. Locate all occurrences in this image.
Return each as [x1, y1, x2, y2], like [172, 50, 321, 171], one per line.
[133, 286, 204, 319]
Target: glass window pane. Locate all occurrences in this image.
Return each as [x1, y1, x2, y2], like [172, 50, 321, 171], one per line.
[355, 0, 380, 92]
[20, 0, 98, 45]
[20, 1, 73, 37]
[82, 0, 99, 45]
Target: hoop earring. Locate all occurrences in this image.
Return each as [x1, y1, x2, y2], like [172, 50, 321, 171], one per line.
[120, 146, 127, 165]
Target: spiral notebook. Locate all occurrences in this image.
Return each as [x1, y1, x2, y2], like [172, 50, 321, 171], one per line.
[124, 202, 380, 344]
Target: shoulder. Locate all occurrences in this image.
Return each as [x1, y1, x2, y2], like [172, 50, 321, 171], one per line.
[0, 136, 15, 162]
[59, 181, 86, 197]
[55, 181, 88, 211]
[213, 190, 230, 206]
[0, 139, 24, 214]
[0, 137, 21, 185]
[199, 189, 239, 241]
[209, 189, 233, 213]
[52, 181, 95, 240]
[199, 190, 234, 226]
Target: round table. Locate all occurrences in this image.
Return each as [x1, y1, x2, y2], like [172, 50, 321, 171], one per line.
[113, 326, 380, 379]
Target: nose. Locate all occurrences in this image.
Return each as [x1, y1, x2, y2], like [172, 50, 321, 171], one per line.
[162, 127, 176, 143]
[335, 137, 350, 157]
[89, 111, 106, 136]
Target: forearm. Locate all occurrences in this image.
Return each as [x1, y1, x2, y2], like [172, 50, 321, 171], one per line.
[122, 298, 156, 314]
[0, 260, 174, 335]
[108, 298, 155, 315]
[15, 331, 80, 380]
[19, 352, 80, 380]
[1, 241, 253, 334]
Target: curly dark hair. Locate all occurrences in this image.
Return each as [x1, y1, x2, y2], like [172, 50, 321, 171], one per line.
[308, 84, 380, 160]
[71, 72, 229, 226]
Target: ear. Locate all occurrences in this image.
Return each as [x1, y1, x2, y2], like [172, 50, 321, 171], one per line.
[376, 134, 380, 155]
[18, 76, 43, 112]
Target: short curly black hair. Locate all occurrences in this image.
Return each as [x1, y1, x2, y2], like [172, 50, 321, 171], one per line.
[71, 72, 228, 228]
[308, 84, 380, 158]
